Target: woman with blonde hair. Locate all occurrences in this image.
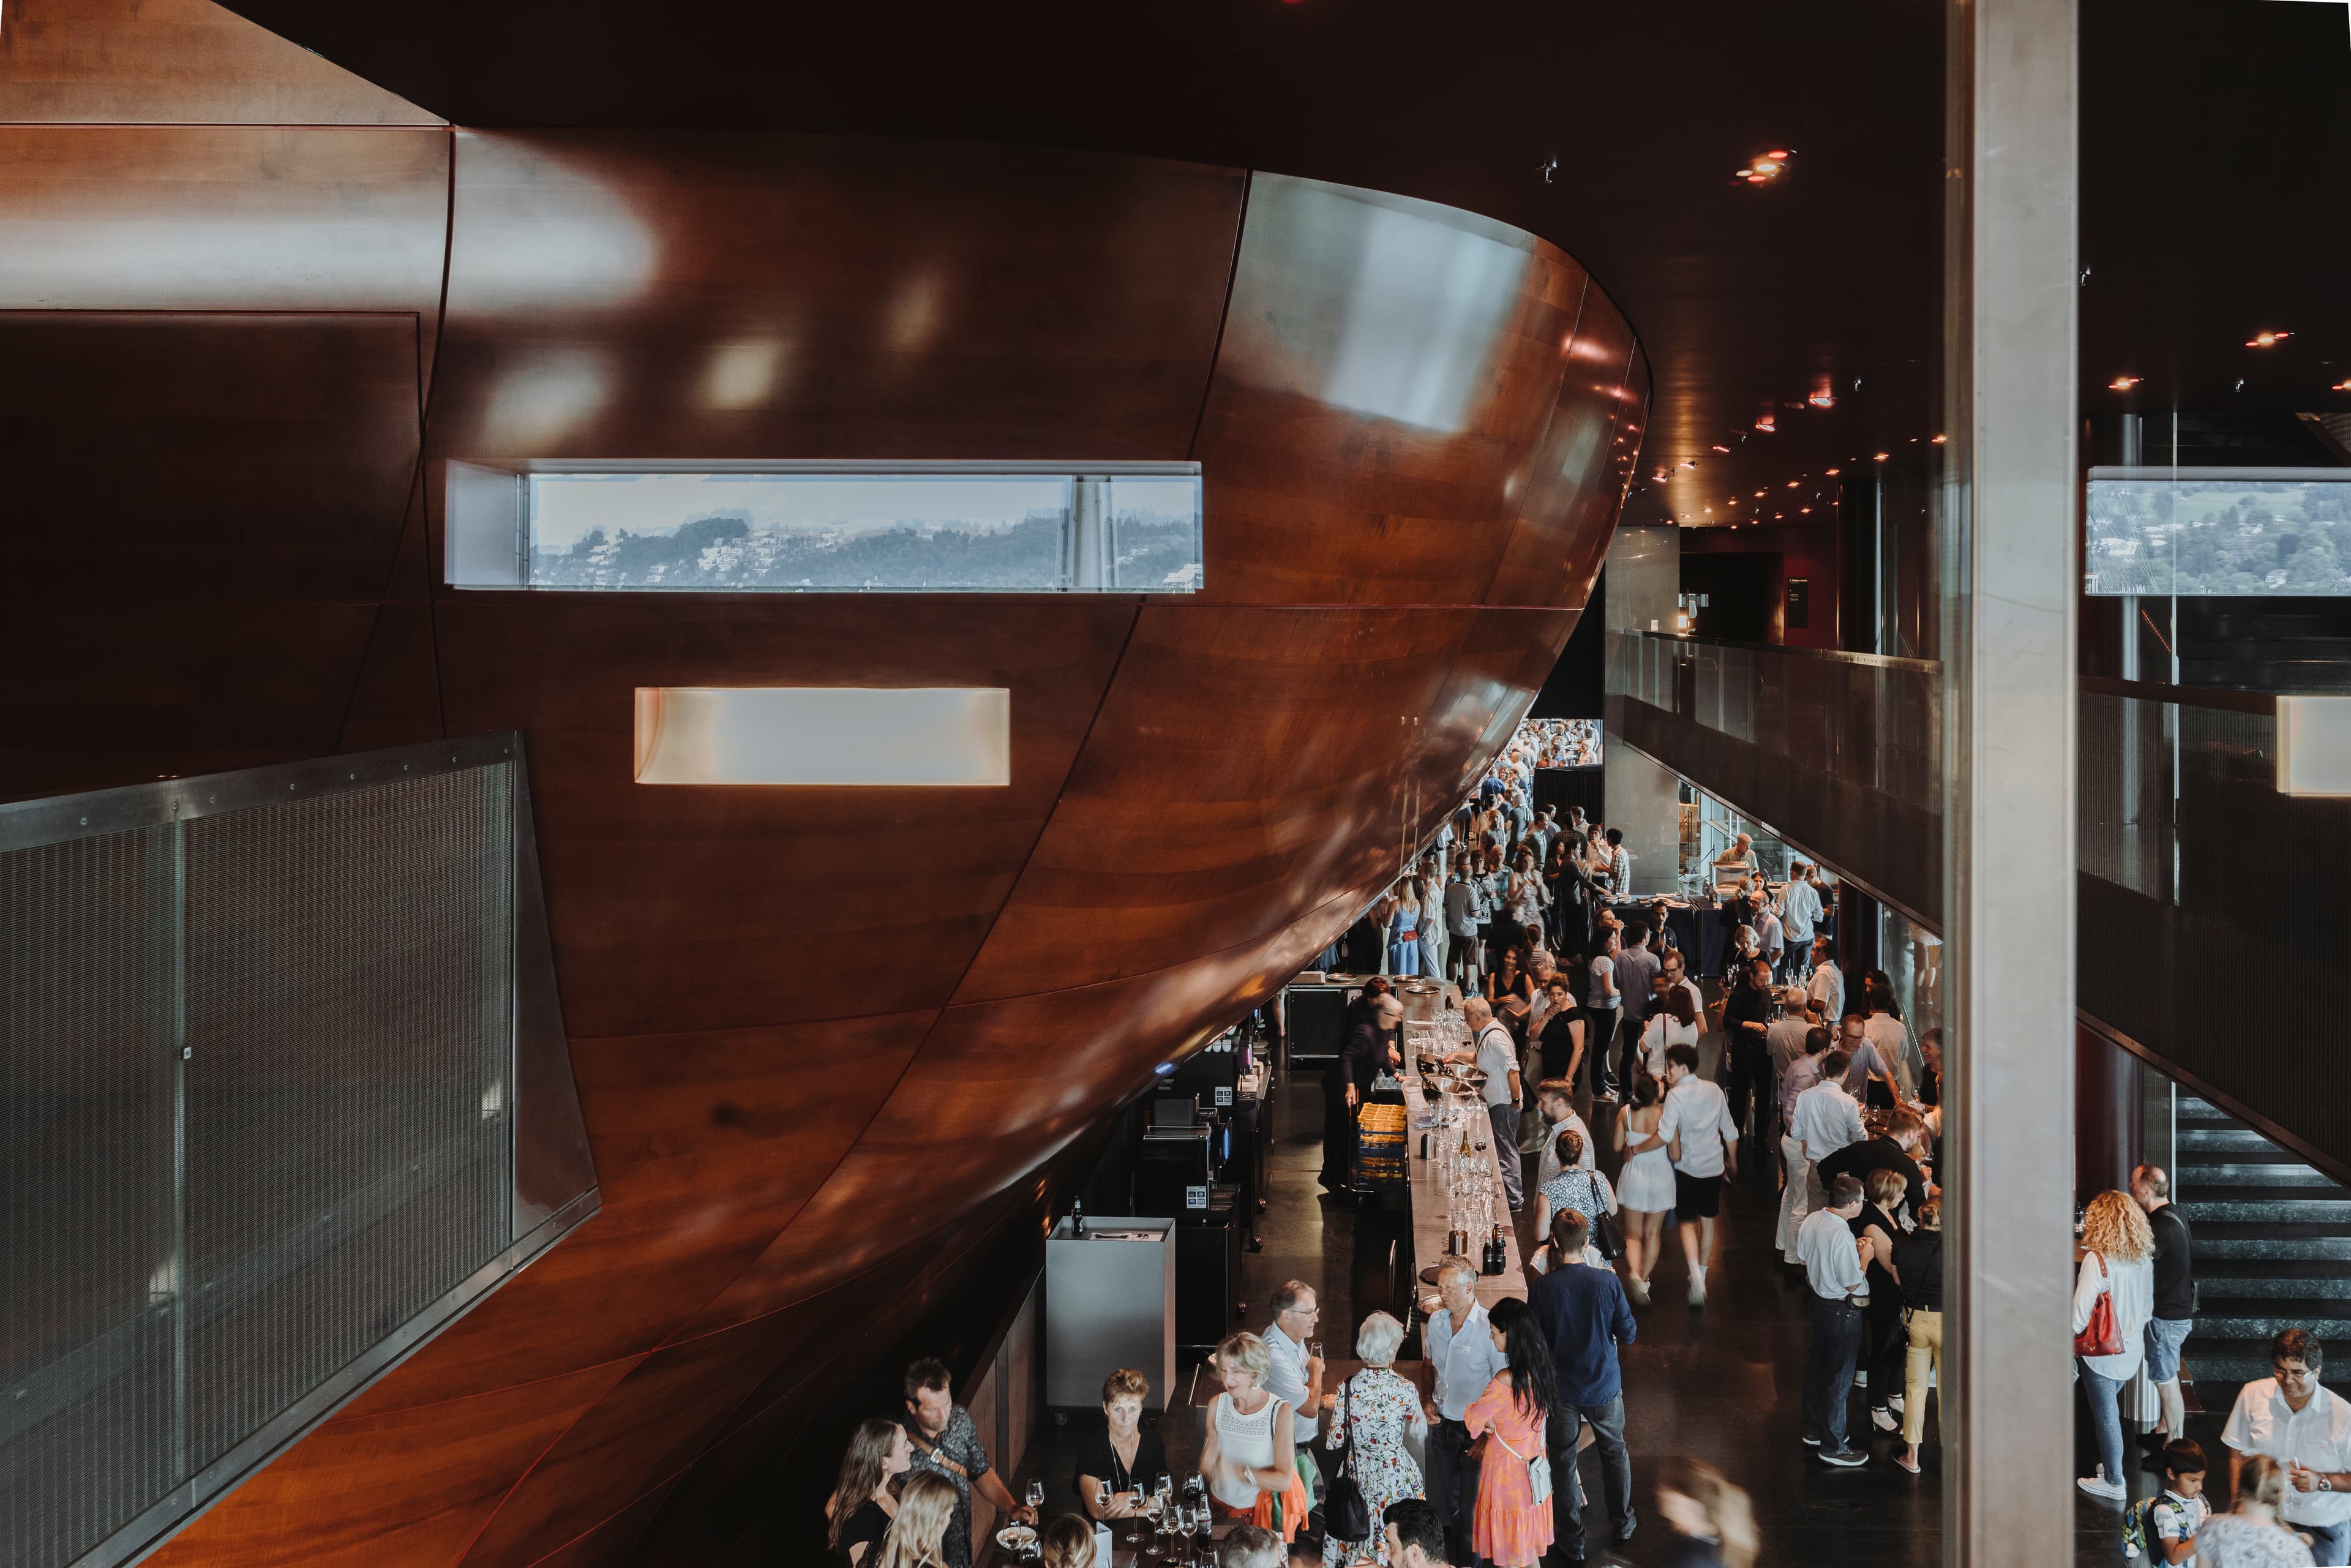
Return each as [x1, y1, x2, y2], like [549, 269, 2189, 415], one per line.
[875, 1471, 959, 1568]
[1199, 1332, 1304, 1537]
[2075, 1188, 2158, 1503]
[1037, 1514, 1099, 1568]
[2194, 1455, 2317, 1566]
[827, 1417, 912, 1565]
[1654, 1456, 1760, 1568]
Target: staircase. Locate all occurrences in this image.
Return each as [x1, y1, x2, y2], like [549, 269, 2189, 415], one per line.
[2175, 1094, 2351, 1407]
[2175, 600, 2351, 693]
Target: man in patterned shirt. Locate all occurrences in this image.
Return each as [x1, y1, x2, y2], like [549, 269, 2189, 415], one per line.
[903, 1357, 1035, 1568]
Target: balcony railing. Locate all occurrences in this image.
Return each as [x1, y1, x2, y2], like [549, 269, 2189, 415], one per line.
[1604, 629, 1943, 920]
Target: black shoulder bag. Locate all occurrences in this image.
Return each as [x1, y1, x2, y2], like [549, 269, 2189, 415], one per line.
[1323, 1374, 1372, 1544]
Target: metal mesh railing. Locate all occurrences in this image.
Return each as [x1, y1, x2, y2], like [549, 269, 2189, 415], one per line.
[0, 749, 523, 1568]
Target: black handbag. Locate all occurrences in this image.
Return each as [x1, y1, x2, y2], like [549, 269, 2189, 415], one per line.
[1592, 1201, 1625, 1262]
[1322, 1375, 1372, 1544]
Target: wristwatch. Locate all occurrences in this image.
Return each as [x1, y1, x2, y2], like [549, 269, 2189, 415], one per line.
[2321, 1476, 2334, 1493]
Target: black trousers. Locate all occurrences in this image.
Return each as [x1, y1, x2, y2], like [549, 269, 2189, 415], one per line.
[1724, 1033, 1771, 1137]
[1804, 1296, 1867, 1449]
[1424, 1416, 1482, 1563]
[1321, 1091, 1352, 1185]
[1864, 1293, 1908, 1411]
[1584, 1009, 1619, 1098]
[1543, 1394, 1632, 1563]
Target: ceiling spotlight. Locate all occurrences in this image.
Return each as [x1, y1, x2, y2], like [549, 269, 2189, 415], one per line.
[1874, 452, 1891, 462]
[1800, 506, 1812, 514]
[2110, 375, 2140, 391]
[1786, 480, 1800, 488]
[1824, 467, 1841, 476]
[1930, 434, 1947, 445]
[1734, 148, 1794, 184]
[1755, 414, 1777, 433]
[1754, 489, 1767, 498]
[2335, 379, 2351, 392]
[2248, 331, 2291, 348]
[1809, 373, 1837, 409]
[1712, 444, 1731, 452]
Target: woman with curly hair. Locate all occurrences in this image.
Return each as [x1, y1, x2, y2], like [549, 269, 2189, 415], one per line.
[2075, 1188, 2157, 1503]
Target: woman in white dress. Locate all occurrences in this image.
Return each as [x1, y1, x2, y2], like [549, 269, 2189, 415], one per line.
[1199, 1332, 1297, 1523]
[1613, 1071, 1676, 1304]
[2074, 1189, 2156, 1502]
[1320, 1313, 1428, 1565]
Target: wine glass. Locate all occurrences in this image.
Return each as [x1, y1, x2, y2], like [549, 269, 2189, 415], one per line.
[1094, 1479, 1112, 1520]
[1026, 1478, 1044, 1516]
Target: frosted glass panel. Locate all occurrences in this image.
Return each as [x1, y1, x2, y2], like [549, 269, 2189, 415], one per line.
[632, 688, 1011, 786]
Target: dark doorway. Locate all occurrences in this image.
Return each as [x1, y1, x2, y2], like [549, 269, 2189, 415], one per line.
[1681, 551, 1781, 643]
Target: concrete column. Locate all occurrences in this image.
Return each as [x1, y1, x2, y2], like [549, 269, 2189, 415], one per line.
[1941, 0, 2079, 1559]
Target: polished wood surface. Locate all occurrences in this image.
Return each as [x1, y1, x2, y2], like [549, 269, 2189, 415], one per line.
[0, 25, 1644, 1556]
[0, 0, 438, 124]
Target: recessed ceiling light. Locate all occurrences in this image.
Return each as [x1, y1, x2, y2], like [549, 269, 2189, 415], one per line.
[1712, 444, 1731, 452]
[1756, 414, 1777, 433]
[1930, 434, 1947, 445]
[2110, 376, 2140, 391]
[2248, 331, 2291, 348]
[1824, 467, 1841, 476]
[1875, 452, 1890, 461]
[2335, 379, 2351, 392]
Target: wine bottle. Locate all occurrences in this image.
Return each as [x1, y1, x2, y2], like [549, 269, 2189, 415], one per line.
[1071, 1199, 1085, 1238]
[1487, 1225, 1507, 1276]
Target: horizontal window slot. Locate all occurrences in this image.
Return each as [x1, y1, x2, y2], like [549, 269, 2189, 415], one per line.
[632, 687, 1011, 786]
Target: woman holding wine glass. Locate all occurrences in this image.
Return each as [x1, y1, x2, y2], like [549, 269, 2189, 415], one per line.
[1074, 1368, 1168, 1529]
[1199, 1333, 1305, 1540]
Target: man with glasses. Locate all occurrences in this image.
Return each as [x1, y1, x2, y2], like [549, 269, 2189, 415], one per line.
[2221, 1329, 2351, 1564]
[1262, 1280, 1327, 1531]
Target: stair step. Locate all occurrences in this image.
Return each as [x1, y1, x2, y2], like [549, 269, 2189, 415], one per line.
[2181, 1161, 2330, 1185]
[2181, 1128, 2295, 1150]
[2197, 1274, 2351, 1299]
[2183, 1197, 2351, 1223]
[2195, 1309, 2351, 1340]
[2194, 1234, 2351, 1261]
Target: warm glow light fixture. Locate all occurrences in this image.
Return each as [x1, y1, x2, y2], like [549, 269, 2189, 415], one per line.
[2110, 376, 2141, 391]
[1712, 444, 1731, 452]
[1755, 414, 1777, 433]
[2335, 379, 2351, 392]
[1809, 374, 1837, 409]
[2248, 330, 2292, 348]
[1875, 452, 1891, 461]
[1734, 149, 1795, 184]
[1930, 434, 1948, 445]
[1824, 467, 1841, 476]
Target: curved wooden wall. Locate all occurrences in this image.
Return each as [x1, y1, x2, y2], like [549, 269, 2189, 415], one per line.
[0, 11, 1644, 1559]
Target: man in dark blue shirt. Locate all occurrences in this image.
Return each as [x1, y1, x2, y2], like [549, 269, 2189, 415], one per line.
[1527, 1212, 1638, 1564]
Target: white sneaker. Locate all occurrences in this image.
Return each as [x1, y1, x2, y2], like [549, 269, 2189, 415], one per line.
[1688, 1271, 1707, 1306]
[1854, 1370, 1869, 1389]
[2077, 1474, 2128, 1503]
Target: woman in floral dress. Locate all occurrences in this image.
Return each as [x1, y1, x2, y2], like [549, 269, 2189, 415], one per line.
[1463, 1297, 1558, 1568]
[1321, 1311, 1428, 1565]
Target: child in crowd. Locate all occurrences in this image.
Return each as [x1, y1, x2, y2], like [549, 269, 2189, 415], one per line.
[2123, 1439, 2210, 1563]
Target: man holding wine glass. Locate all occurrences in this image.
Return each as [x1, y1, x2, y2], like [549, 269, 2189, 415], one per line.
[901, 1357, 1037, 1568]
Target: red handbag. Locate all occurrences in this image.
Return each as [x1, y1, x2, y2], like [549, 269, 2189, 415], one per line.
[2074, 1252, 2124, 1357]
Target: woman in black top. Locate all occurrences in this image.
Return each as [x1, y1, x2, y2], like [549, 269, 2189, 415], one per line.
[1850, 1169, 1910, 1437]
[828, 1417, 912, 1566]
[1073, 1368, 1168, 1523]
[1888, 1196, 1945, 1474]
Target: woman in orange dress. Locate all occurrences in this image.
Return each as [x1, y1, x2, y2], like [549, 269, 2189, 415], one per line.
[1461, 1296, 1559, 1568]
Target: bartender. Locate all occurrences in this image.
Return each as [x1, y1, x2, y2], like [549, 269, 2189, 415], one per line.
[1712, 832, 1759, 884]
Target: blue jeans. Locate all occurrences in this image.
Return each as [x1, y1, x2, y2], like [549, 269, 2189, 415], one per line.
[2307, 1520, 2351, 1566]
[2082, 1364, 2126, 1485]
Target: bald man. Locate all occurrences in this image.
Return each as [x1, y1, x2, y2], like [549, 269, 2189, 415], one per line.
[2135, 1163, 2195, 1443]
[1449, 997, 1526, 1209]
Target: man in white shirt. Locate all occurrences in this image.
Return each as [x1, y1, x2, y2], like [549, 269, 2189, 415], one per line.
[1780, 862, 1822, 950]
[1798, 1176, 1872, 1466]
[1532, 1078, 1597, 1188]
[1657, 1043, 1737, 1305]
[1791, 1051, 1867, 1227]
[1861, 978, 1921, 1099]
[1420, 1259, 1507, 1561]
[1775, 1027, 1834, 1264]
[1261, 1280, 1325, 1496]
[1805, 935, 1845, 1036]
[1659, 948, 1705, 1022]
[1448, 997, 1525, 1210]
[2222, 1329, 2351, 1562]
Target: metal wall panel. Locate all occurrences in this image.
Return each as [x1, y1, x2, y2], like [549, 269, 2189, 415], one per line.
[182, 769, 514, 1470]
[0, 830, 181, 1568]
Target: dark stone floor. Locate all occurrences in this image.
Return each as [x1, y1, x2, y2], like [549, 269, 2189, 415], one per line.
[1018, 1043, 2204, 1566]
